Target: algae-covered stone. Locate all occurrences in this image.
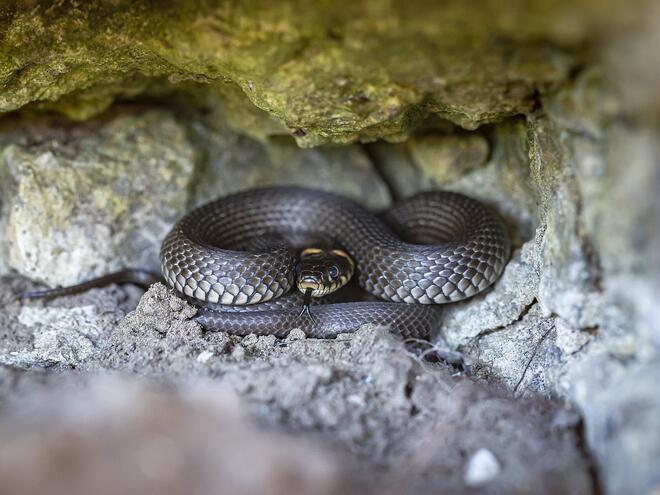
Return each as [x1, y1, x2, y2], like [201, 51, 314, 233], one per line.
[0, 110, 195, 286]
[368, 131, 491, 200]
[0, 0, 597, 146]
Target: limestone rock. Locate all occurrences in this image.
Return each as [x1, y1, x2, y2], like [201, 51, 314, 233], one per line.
[370, 121, 537, 243]
[189, 120, 391, 210]
[408, 133, 489, 184]
[0, 110, 195, 286]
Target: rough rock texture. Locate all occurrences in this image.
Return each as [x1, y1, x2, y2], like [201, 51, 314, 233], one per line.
[408, 133, 490, 184]
[188, 117, 391, 210]
[0, 0, 636, 146]
[368, 69, 660, 493]
[0, 282, 594, 495]
[0, 110, 195, 285]
[0, 1, 658, 494]
[0, 276, 138, 369]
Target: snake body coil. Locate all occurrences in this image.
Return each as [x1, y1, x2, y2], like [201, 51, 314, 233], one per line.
[161, 187, 510, 339]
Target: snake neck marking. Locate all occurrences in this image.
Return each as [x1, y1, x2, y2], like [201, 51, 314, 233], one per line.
[297, 247, 355, 298]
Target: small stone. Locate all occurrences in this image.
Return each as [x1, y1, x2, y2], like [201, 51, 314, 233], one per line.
[464, 448, 501, 486]
[241, 334, 259, 348]
[286, 328, 307, 341]
[169, 298, 184, 312]
[196, 350, 214, 363]
[230, 344, 246, 360]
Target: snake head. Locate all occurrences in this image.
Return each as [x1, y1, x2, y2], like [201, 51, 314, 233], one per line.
[296, 248, 354, 298]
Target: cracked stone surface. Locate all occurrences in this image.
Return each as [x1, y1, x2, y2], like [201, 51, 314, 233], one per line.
[365, 69, 660, 494]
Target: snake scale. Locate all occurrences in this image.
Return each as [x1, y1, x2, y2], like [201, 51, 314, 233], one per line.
[160, 187, 510, 339]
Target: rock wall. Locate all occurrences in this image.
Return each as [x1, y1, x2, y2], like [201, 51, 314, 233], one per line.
[0, 1, 658, 494]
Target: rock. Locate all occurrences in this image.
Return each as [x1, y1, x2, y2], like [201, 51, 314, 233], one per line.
[436, 66, 660, 494]
[369, 57, 660, 492]
[188, 120, 391, 210]
[196, 349, 214, 363]
[0, 1, 602, 146]
[7, 305, 105, 368]
[370, 120, 537, 244]
[0, 110, 195, 286]
[0, 375, 351, 495]
[97, 283, 210, 376]
[0, 276, 132, 370]
[464, 448, 501, 486]
[440, 242, 539, 350]
[366, 141, 423, 200]
[540, 70, 660, 493]
[0, 110, 390, 287]
[564, 358, 660, 495]
[408, 133, 489, 183]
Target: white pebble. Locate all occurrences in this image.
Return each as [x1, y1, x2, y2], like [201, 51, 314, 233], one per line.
[464, 448, 500, 486]
[196, 350, 214, 363]
[286, 328, 306, 341]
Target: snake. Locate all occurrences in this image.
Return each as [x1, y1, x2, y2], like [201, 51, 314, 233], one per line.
[22, 187, 510, 339]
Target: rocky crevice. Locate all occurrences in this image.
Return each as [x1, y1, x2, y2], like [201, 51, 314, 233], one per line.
[0, 2, 658, 494]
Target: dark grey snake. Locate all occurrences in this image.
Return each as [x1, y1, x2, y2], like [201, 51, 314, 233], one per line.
[22, 187, 510, 339]
[160, 187, 510, 338]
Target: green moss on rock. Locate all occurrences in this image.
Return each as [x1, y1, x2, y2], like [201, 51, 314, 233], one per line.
[0, 0, 636, 146]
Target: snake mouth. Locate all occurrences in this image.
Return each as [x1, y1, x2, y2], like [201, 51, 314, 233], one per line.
[297, 277, 324, 297]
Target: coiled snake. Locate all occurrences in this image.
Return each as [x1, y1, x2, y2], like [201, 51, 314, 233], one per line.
[161, 187, 510, 338]
[23, 187, 510, 339]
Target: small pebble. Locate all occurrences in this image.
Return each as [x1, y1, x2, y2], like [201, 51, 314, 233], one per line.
[196, 350, 214, 363]
[286, 329, 306, 341]
[241, 334, 259, 348]
[169, 298, 184, 312]
[231, 344, 246, 360]
[464, 448, 500, 486]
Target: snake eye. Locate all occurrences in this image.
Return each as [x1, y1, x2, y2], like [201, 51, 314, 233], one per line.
[328, 265, 339, 279]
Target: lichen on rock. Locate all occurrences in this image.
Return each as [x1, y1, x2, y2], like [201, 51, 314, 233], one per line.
[0, 110, 195, 286]
[0, 0, 592, 146]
